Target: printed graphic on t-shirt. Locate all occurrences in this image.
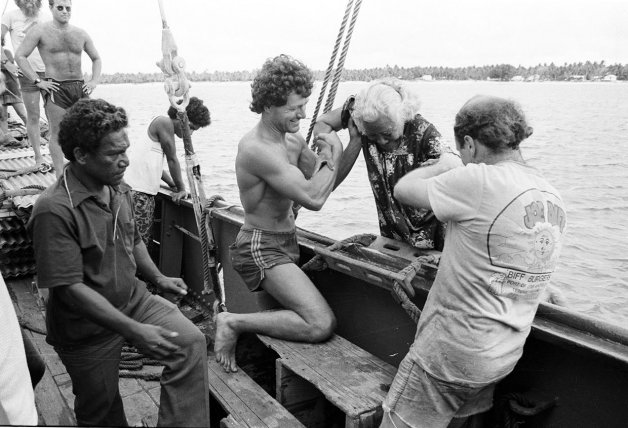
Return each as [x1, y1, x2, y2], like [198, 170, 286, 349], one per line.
[486, 189, 566, 299]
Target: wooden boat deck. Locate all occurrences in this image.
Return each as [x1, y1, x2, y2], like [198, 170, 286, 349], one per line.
[7, 276, 162, 427]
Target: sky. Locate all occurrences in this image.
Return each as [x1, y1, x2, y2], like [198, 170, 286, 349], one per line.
[6, 0, 628, 74]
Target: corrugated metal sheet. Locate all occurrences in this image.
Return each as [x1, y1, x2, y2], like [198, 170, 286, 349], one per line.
[0, 123, 53, 278]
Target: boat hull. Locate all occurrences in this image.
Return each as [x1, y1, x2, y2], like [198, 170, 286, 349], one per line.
[156, 192, 628, 427]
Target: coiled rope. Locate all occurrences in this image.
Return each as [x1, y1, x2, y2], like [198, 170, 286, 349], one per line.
[306, 0, 363, 146]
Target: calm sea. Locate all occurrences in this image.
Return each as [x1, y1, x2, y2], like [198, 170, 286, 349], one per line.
[96, 80, 628, 328]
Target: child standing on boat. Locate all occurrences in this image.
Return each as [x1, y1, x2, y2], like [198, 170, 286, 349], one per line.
[381, 95, 567, 428]
[214, 54, 343, 373]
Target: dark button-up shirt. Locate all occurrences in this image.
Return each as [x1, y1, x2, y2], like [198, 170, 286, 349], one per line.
[27, 166, 145, 346]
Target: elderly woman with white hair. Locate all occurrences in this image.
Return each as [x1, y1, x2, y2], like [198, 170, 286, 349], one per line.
[314, 78, 459, 250]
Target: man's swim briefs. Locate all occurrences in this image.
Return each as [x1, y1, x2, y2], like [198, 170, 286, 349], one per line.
[229, 226, 300, 292]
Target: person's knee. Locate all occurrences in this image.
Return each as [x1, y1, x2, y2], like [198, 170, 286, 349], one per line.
[306, 312, 336, 342]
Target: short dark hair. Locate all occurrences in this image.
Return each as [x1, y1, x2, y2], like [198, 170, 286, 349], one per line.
[167, 96, 211, 128]
[59, 98, 128, 162]
[250, 54, 314, 114]
[453, 95, 533, 152]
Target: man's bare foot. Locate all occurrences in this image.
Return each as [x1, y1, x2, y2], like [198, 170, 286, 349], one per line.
[214, 312, 239, 373]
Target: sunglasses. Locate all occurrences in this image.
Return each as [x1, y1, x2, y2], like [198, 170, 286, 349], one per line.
[55, 5, 71, 12]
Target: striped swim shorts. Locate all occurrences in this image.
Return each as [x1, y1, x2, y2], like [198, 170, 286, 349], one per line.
[229, 226, 300, 291]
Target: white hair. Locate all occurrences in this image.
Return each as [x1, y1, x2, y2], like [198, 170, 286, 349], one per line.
[351, 78, 421, 131]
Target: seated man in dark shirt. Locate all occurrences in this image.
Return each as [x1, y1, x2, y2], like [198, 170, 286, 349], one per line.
[27, 98, 209, 427]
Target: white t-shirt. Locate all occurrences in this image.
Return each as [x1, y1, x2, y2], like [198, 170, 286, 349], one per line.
[124, 117, 165, 195]
[413, 161, 566, 386]
[2, 8, 48, 72]
[0, 275, 37, 425]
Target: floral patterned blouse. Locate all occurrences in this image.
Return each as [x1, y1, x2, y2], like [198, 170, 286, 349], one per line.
[341, 95, 449, 250]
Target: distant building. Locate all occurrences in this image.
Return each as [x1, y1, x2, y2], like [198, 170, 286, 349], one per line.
[569, 75, 586, 81]
[511, 75, 524, 82]
[525, 74, 541, 82]
[420, 75, 433, 81]
[602, 74, 617, 82]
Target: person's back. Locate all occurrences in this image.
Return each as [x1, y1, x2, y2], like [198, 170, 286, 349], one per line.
[381, 95, 567, 428]
[416, 160, 565, 385]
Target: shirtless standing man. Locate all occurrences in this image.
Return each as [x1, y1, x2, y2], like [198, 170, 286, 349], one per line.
[1, 0, 48, 167]
[15, 0, 101, 176]
[214, 55, 344, 373]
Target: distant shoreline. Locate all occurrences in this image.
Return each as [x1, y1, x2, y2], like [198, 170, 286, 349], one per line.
[94, 61, 626, 85]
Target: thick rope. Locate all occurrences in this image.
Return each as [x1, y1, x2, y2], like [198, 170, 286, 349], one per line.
[323, 0, 363, 114]
[0, 163, 49, 179]
[306, 0, 354, 146]
[0, 184, 46, 202]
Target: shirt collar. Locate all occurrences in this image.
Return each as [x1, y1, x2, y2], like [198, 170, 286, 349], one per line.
[61, 164, 131, 208]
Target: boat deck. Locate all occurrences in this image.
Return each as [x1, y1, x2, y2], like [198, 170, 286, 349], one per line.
[8, 275, 164, 427]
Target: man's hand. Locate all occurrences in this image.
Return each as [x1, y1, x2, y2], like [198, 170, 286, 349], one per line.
[347, 118, 361, 141]
[154, 275, 188, 297]
[3, 61, 18, 76]
[37, 79, 59, 94]
[83, 80, 97, 95]
[314, 131, 343, 170]
[128, 323, 180, 359]
[171, 190, 188, 205]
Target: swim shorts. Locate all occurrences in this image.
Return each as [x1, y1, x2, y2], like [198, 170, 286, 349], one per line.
[18, 71, 45, 93]
[229, 227, 300, 291]
[382, 355, 494, 427]
[43, 79, 87, 109]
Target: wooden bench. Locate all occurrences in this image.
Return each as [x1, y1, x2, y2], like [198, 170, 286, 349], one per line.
[207, 353, 305, 428]
[258, 333, 397, 428]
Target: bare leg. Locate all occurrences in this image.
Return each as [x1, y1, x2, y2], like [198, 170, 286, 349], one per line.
[214, 263, 336, 372]
[21, 91, 45, 166]
[10, 102, 27, 125]
[44, 100, 67, 177]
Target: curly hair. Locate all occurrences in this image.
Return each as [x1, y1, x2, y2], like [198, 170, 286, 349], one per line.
[59, 98, 128, 162]
[167, 96, 211, 128]
[250, 54, 314, 114]
[352, 78, 420, 132]
[453, 95, 533, 152]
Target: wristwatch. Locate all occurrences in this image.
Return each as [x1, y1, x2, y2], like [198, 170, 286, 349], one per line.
[33, 77, 41, 85]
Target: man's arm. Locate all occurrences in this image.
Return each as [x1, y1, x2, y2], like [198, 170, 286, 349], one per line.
[394, 152, 462, 210]
[15, 25, 56, 93]
[313, 108, 362, 189]
[55, 282, 181, 358]
[82, 32, 101, 93]
[247, 132, 343, 211]
[155, 119, 187, 203]
[133, 239, 188, 298]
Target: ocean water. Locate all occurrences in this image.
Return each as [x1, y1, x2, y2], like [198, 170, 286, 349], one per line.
[96, 80, 628, 328]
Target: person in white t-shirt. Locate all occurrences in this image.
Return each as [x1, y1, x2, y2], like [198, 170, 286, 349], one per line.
[124, 96, 210, 248]
[1, 0, 48, 168]
[380, 95, 567, 428]
[0, 274, 38, 426]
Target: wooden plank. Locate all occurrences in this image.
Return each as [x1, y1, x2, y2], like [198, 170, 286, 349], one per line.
[207, 354, 305, 428]
[258, 334, 396, 422]
[6, 277, 76, 426]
